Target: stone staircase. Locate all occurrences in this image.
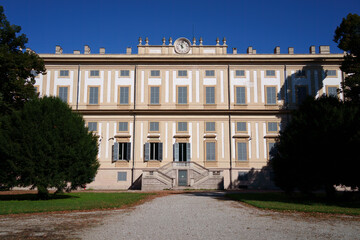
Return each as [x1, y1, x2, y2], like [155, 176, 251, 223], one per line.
[141, 162, 224, 191]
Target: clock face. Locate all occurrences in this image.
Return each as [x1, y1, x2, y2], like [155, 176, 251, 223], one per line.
[174, 38, 191, 54]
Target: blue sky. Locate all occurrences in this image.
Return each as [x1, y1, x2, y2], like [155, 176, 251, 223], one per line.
[2, 0, 360, 54]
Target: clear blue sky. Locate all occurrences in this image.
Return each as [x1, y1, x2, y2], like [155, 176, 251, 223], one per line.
[2, 0, 360, 54]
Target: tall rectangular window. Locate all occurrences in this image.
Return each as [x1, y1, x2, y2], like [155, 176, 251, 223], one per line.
[118, 122, 128, 132]
[89, 87, 99, 104]
[268, 122, 278, 132]
[178, 70, 187, 77]
[206, 122, 215, 132]
[177, 122, 188, 132]
[58, 86, 68, 102]
[236, 122, 247, 132]
[237, 142, 247, 161]
[119, 87, 129, 105]
[113, 142, 131, 161]
[266, 70, 276, 77]
[90, 70, 99, 77]
[206, 87, 215, 104]
[326, 70, 337, 76]
[236, 87, 246, 104]
[60, 70, 69, 77]
[88, 122, 97, 132]
[150, 87, 160, 104]
[178, 86, 188, 104]
[120, 70, 130, 76]
[150, 70, 160, 77]
[296, 86, 307, 104]
[206, 142, 216, 161]
[149, 122, 159, 132]
[268, 142, 276, 159]
[235, 70, 245, 77]
[205, 70, 215, 77]
[266, 87, 276, 105]
[327, 87, 338, 97]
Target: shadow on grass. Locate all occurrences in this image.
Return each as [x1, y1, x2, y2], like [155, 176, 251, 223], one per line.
[0, 194, 79, 201]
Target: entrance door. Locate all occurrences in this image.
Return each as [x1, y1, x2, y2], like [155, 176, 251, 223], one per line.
[178, 170, 188, 186]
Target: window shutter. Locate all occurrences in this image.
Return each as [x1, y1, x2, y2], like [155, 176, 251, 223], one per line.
[174, 143, 179, 161]
[144, 143, 150, 161]
[113, 142, 119, 162]
[186, 143, 191, 162]
[158, 142, 163, 161]
[126, 142, 131, 161]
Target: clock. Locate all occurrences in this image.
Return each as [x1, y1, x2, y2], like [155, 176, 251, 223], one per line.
[174, 38, 191, 54]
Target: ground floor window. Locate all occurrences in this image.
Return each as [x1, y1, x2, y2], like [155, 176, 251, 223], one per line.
[117, 172, 127, 181]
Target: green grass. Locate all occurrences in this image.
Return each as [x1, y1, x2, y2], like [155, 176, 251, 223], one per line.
[226, 192, 360, 215]
[0, 192, 153, 215]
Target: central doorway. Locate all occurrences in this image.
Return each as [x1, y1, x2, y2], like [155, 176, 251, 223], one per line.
[178, 170, 188, 186]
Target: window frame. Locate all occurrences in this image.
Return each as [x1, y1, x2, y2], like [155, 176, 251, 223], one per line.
[267, 139, 276, 160]
[205, 140, 217, 161]
[326, 85, 339, 97]
[149, 86, 161, 105]
[205, 122, 216, 133]
[87, 85, 100, 105]
[117, 171, 127, 181]
[120, 70, 130, 77]
[204, 86, 216, 105]
[177, 85, 188, 105]
[265, 85, 277, 105]
[87, 122, 98, 133]
[177, 121, 188, 133]
[89, 70, 100, 77]
[149, 121, 160, 133]
[177, 70, 188, 77]
[326, 70, 337, 78]
[57, 85, 69, 103]
[267, 121, 279, 134]
[236, 140, 248, 162]
[265, 70, 276, 77]
[236, 121, 247, 133]
[59, 70, 69, 77]
[234, 86, 247, 105]
[150, 70, 160, 77]
[235, 70, 246, 78]
[118, 86, 130, 105]
[117, 121, 129, 133]
[205, 70, 215, 77]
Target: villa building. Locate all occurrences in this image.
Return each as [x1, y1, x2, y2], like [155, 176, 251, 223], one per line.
[34, 37, 344, 190]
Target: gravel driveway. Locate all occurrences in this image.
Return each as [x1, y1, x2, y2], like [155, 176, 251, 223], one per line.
[80, 192, 360, 240]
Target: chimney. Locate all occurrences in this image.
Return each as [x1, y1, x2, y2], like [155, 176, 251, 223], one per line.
[99, 48, 105, 54]
[73, 50, 80, 54]
[319, 45, 330, 54]
[247, 46, 253, 54]
[309, 46, 316, 54]
[55, 45, 63, 54]
[126, 47, 132, 54]
[252, 49, 256, 54]
[274, 46, 280, 54]
[232, 48, 237, 54]
[84, 45, 91, 54]
[288, 47, 294, 54]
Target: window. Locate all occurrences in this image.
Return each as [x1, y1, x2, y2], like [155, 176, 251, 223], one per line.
[327, 87, 338, 97]
[295, 70, 306, 78]
[236, 122, 247, 132]
[30, 70, 38, 77]
[266, 86, 276, 105]
[268, 122, 278, 132]
[205, 87, 215, 104]
[89, 87, 99, 104]
[119, 87, 129, 105]
[205, 70, 215, 77]
[177, 122, 187, 132]
[174, 143, 190, 162]
[118, 122, 128, 132]
[144, 142, 163, 161]
[296, 86, 307, 104]
[90, 70, 99, 77]
[150, 86, 160, 104]
[326, 70, 337, 77]
[60, 70, 69, 77]
[235, 87, 246, 105]
[177, 86, 188, 104]
[117, 172, 127, 181]
[237, 142, 247, 161]
[151, 70, 160, 77]
[206, 122, 215, 132]
[120, 70, 130, 77]
[235, 70, 245, 77]
[178, 70, 187, 77]
[58, 86, 68, 102]
[113, 143, 131, 161]
[268, 142, 276, 160]
[149, 122, 159, 132]
[206, 142, 216, 161]
[266, 70, 276, 77]
[88, 122, 97, 132]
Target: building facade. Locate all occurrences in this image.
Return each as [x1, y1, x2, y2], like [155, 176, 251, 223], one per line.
[34, 37, 344, 190]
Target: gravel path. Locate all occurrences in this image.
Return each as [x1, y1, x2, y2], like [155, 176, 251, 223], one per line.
[80, 192, 360, 240]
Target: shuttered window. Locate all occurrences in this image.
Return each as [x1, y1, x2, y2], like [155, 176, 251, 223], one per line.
[113, 142, 131, 161]
[149, 122, 159, 132]
[89, 87, 99, 104]
[237, 142, 247, 161]
[178, 87, 188, 104]
[206, 142, 216, 161]
[118, 122, 128, 132]
[119, 87, 129, 104]
[266, 87, 276, 105]
[120, 70, 130, 76]
[268, 122, 278, 132]
[236, 87, 246, 104]
[206, 87, 215, 104]
[237, 122, 246, 132]
[58, 87, 68, 102]
[60, 70, 69, 77]
[150, 87, 160, 104]
[144, 142, 163, 161]
[88, 122, 97, 132]
[206, 122, 215, 132]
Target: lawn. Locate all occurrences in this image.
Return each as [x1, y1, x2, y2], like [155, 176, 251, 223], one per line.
[226, 192, 360, 215]
[0, 192, 153, 215]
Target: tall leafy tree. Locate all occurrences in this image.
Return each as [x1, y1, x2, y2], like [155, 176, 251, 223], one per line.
[334, 13, 360, 103]
[0, 97, 100, 198]
[0, 6, 45, 114]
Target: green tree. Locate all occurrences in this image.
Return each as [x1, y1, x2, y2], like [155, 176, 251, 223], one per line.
[334, 13, 360, 103]
[0, 96, 100, 198]
[0, 5, 45, 114]
[270, 96, 360, 197]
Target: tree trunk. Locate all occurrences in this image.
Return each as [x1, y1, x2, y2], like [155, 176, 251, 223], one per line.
[37, 186, 49, 199]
